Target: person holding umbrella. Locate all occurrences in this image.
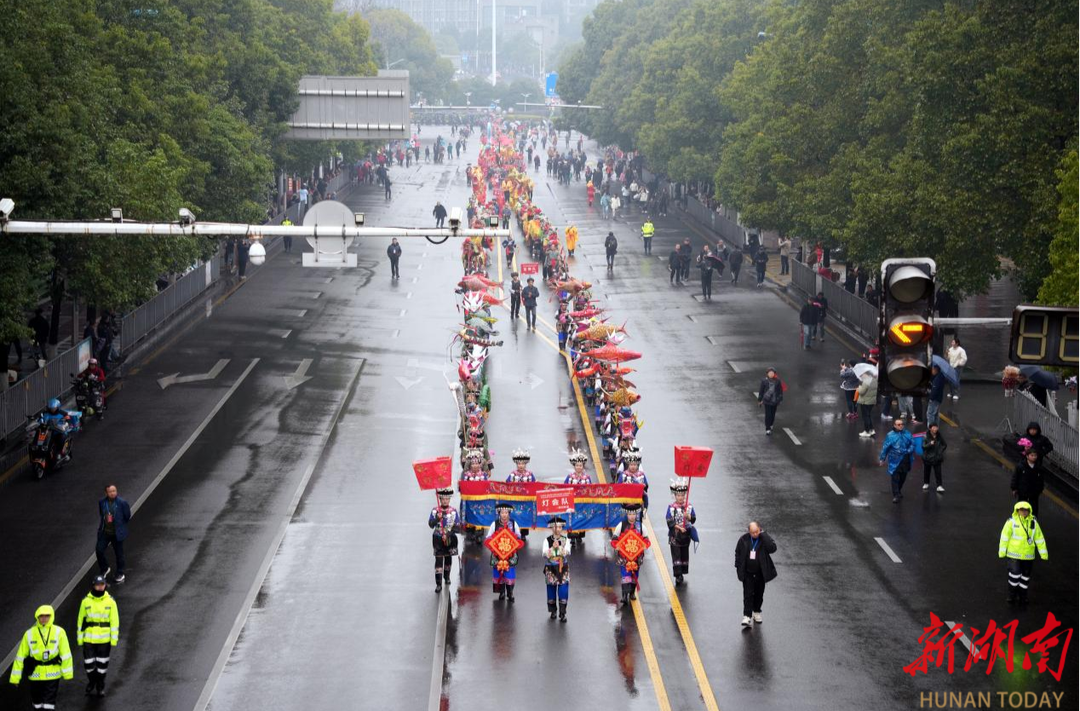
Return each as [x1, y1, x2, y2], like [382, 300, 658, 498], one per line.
[926, 363, 947, 426]
[1018, 365, 1058, 407]
[854, 364, 878, 437]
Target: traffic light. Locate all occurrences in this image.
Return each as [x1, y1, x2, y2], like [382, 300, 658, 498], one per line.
[879, 258, 936, 394]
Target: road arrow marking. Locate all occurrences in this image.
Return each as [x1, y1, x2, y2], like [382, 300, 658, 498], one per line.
[527, 373, 544, 390]
[158, 359, 230, 390]
[284, 359, 314, 390]
[395, 376, 424, 390]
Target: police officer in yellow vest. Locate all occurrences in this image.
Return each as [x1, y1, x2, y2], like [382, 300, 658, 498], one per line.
[281, 218, 294, 253]
[641, 218, 655, 255]
[998, 501, 1048, 605]
[9, 604, 74, 710]
[77, 576, 119, 697]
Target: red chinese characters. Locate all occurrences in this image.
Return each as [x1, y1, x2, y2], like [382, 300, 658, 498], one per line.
[536, 488, 575, 516]
[674, 446, 713, 478]
[612, 528, 651, 572]
[904, 613, 1073, 679]
[413, 457, 453, 490]
[485, 527, 525, 562]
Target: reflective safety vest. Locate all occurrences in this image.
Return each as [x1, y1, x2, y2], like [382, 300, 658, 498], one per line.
[77, 592, 120, 646]
[998, 509, 1048, 561]
[10, 621, 73, 683]
[281, 219, 293, 227]
[642, 222, 655, 237]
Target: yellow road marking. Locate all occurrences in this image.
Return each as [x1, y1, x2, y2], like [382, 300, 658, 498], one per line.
[939, 414, 959, 429]
[971, 439, 1077, 519]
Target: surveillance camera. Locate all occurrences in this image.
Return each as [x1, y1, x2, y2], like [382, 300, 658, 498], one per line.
[0, 198, 14, 222]
[354, 212, 365, 226]
[110, 207, 123, 223]
[178, 207, 196, 226]
[448, 207, 462, 230]
[248, 241, 266, 266]
[486, 215, 499, 228]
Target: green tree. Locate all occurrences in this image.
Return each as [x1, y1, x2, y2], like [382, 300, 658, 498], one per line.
[1037, 148, 1079, 307]
[363, 7, 454, 102]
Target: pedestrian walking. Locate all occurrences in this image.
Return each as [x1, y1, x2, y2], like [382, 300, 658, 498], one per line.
[697, 247, 714, 301]
[921, 423, 947, 492]
[640, 217, 655, 254]
[76, 576, 118, 697]
[9, 605, 74, 708]
[433, 201, 447, 228]
[729, 247, 743, 283]
[429, 488, 461, 593]
[28, 308, 50, 364]
[735, 522, 777, 627]
[813, 292, 828, 341]
[237, 238, 250, 280]
[998, 501, 1048, 605]
[754, 248, 769, 286]
[926, 364, 946, 426]
[757, 368, 784, 435]
[946, 338, 967, 400]
[522, 277, 539, 331]
[297, 184, 309, 219]
[1021, 422, 1054, 468]
[680, 238, 693, 280]
[508, 272, 522, 320]
[839, 360, 859, 419]
[543, 516, 572, 621]
[799, 298, 817, 350]
[384, 175, 393, 200]
[879, 419, 915, 503]
[857, 375, 878, 438]
[386, 238, 402, 280]
[897, 395, 916, 421]
[281, 218, 294, 253]
[669, 245, 682, 285]
[604, 231, 618, 270]
[778, 238, 791, 275]
[611, 504, 647, 606]
[96, 485, 131, 583]
[486, 502, 522, 602]
[666, 478, 697, 584]
[1011, 448, 1045, 517]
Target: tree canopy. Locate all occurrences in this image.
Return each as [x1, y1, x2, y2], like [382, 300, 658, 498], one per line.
[558, 0, 1078, 300]
[0, 0, 378, 343]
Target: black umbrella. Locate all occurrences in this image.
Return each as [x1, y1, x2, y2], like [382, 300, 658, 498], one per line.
[1018, 365, 1060, 390]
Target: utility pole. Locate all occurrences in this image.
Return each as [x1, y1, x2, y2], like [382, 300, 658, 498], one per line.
[491, 0, 497, 87]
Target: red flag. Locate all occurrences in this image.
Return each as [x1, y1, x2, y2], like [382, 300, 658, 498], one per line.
[413, 457, 453, 490]
[674, 446, 713, 478]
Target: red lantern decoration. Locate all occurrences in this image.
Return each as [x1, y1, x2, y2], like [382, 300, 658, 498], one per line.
[674, 446, 713, 478]
[413, 457, 453, 490]
[612, 527, 651, 563]
[484, 527, 525, 561]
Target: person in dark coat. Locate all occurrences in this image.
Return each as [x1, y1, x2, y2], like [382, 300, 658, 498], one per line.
[1011, 449, 1045, 517]
[604, 232, 618, 270]
[757, 368, 784, 435]
[735, 522, 777, 627]
[386, 238, 402, 280]
[921, 423, 947, 492]
[696, 247, 715, 301]
[754, 248, 769, 286]
[522, 278, 540, 331]
[1022, 422, 1053, 467]
[680, 238, 693, 280]
[432, 202, 447, 228]
[96, 485, 132, 583]
[799, 299, 816, 350]
[729, 247, 743, 284]
[669, 245, 682, 285]
[814, 291, 829, 342]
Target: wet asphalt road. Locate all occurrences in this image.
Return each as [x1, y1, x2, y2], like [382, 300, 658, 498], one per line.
[1, 126, 1076, 711]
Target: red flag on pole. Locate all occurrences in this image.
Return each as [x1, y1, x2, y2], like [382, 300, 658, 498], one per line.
[674, 446, 713, 478]
[413, 457, 453, 490]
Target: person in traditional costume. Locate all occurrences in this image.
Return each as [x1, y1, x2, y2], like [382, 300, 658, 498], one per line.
[564, 450, 591, 546]
[461, 449, 489, 481]
[543, 516, 571, 621]
[666, 478, 697, 584]
[487, 502, 523, 601]
[428, 488, 461, 593]
[611, 503, 648, 606]
[506, 449, 535, 483]
[617, 450, 649, 510]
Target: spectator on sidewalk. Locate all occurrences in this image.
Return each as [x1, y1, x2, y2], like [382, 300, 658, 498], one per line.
[922, 423, 947, 492]
[926, 364, 946, 426]
[1022, 422, 1054, 468]
[1011, 449, 1045, 517]
[29, 308, 50, 362]
[680, 238, 693, 281]
[734, 522, 778, 627]
[778, 238, 791, 275]
[813, 292, 829, 342]
[946, 337, 968, 400]
[96, 485, 131, 583]
[857, 268, 868, 297]
[879, 419, 914, 503]
[857, 375, 878, 438]
[237, 238, 250, 280]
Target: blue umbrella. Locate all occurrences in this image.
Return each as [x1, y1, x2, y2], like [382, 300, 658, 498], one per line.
[931, 355, 960, 388]
[1018, 365, 1060, 390]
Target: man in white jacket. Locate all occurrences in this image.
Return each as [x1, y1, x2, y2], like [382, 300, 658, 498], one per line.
[946, 337, 968, 400]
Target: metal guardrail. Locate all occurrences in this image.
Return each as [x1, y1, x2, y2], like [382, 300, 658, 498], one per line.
[119, 255, 223, 353]
[1, 339, 91, 441]
[1012, 391, 1079, 479]
[683, 197, 743, 245]
[790, 259, 878, 343]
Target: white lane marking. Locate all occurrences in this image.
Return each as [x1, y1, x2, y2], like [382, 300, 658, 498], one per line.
[0, 359, 261, 675]
[294, 309, 308, 318]
[822, 476, 844, 495]
[323, 277, 334, 284]
[874, 537, 903, 563]
[196, 359, 365, 711]
[411, 277, 419, 284]
[391, 329, 401, 338]
[727, 360, 742, 373]
[205, 298, 213, 318]
[417, 263, 424, 271]
[944, 621, 972, 652]
[686, 314, 697, 323]
[268, 329, 292, 339]
[428, 584, 450, 711]
[399, 309, 408, 317]
[301, 291, 322, 299]
[406, 292, 413, 299]
[706, 336, 720, 346]
[783, 428, 802, 446]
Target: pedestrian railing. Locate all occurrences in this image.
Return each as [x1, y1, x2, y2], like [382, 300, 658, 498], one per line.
[119, 254, 224, 353]
[790, 259, 878, 344]
[683, 197, 743, 246]
[1012, 391, 1079, 480]
[1, 338, 91, 442]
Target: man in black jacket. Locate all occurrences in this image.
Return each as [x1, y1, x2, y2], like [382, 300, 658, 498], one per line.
[1011, 449, 1045, 517]
[432, 201, 447, 228]
[386, 238, 402, 280]
[799, 298, 817, 350]
[1022, 422, 1054, 468]
[604, 232, 618, 270]
[735, 522, 777, 627]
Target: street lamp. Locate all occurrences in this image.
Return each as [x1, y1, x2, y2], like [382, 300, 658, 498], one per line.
[465, 91, 472, 107]
[521, 92, 531, 108]
[386, 58, 406, 70]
